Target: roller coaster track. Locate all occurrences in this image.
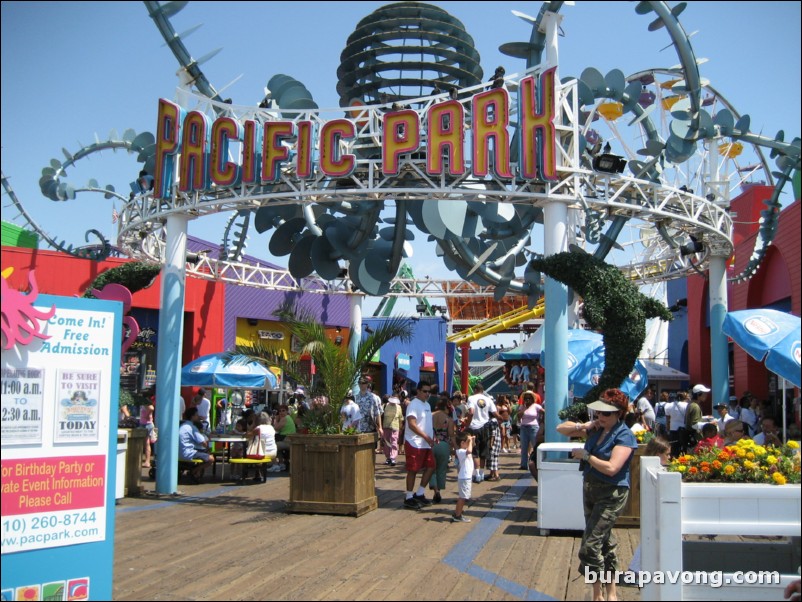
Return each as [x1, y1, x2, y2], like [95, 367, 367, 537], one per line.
[447, 299, 545, 346]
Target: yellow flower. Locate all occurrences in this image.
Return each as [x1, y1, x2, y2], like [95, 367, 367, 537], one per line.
[754, 445, 767, 456]
[746, 452, 756, 460]
[677, 465, 687, 473]
[736, 448, 746, 458]
[766, 455, 778, 465]
[772, 472, 787, 485]
[724, 465, 736, 475]
[743, 460, 754, 470]
[788, 440, 800, 449]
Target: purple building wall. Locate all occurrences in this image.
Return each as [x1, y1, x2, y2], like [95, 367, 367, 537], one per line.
[187, 236, 351, 350]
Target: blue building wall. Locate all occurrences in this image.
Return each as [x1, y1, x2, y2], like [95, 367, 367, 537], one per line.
[667, 278, 689, 375]
[362, 316, 449, 395]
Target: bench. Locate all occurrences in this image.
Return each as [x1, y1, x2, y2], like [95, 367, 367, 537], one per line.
[229, 457, 274, 484]
[178, 459, 205, 484]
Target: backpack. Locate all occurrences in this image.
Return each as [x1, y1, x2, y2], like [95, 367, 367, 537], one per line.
[655, 402, 666, 419]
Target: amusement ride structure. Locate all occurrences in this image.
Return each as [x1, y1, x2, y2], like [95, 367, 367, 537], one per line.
[3, 2, 799, 493]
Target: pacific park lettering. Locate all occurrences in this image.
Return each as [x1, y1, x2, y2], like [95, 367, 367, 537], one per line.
[153, 69, 558, 199]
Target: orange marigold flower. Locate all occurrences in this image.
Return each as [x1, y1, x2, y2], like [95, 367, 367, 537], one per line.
[724, 465, 736, 475]
[701, 466, 710, 473]
[712, 460, 722, 470]
[689, 467, 698, 474]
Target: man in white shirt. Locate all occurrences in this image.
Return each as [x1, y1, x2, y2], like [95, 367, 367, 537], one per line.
[713, 403, 734, 433]
[403, 384, 436, 510]
[196, 388, 212, 433]
[635, 388, 656, 430]
[340, 393, 361, 430]
[465, 382, 498, 483]
[753, 416, 782, 446]
[664, 393, 688, 458]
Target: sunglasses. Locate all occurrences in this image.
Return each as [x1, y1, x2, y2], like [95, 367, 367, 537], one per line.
[596, 410, 617, 417]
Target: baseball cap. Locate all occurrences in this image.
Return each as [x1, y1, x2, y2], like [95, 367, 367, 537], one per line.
[729, 395, 738, 402]
[692, 384, 711, 394]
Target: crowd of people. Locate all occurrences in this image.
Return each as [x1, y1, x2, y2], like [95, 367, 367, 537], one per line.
[328, 376, 546, 522]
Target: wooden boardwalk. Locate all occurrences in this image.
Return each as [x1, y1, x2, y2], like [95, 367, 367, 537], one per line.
[113, 451, 641, 601]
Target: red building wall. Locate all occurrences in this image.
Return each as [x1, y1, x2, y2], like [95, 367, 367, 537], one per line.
[687, 188, 800, 403]
[1, 247, 225, 378]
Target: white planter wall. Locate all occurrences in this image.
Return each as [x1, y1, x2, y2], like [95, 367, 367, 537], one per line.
[640, 456, 801, 601]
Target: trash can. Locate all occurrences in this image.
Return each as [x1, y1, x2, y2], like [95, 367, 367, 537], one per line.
[116, 429, 128, 500]
[536, 442, 585, 535]
[124, 427, 147, 496]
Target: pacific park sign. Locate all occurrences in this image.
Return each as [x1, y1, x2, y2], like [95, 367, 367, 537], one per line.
[153, 69, 558, 199]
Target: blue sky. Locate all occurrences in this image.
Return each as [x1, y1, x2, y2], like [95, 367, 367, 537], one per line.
[2, 1, 800, 340]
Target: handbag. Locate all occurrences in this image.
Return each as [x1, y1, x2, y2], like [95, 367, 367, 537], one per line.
[246, 430, 266, 459]
[149, 426, 159, 443]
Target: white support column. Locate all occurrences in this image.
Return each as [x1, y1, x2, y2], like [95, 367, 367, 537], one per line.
[544, 201, 569, 441]
[709, 256, 730, 407]
[154, 213, 190, 494]
[349, 292, 363, 395]
[540, 10, 569, 442]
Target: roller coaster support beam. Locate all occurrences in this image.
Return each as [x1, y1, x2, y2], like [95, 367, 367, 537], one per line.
[461, 343, 471, 395]
[155, 213, 191, 494]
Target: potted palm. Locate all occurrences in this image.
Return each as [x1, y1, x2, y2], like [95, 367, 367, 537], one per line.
[232, 302, 413, 516]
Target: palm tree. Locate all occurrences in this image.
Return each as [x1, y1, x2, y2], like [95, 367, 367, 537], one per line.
[231, 302, 414, 433]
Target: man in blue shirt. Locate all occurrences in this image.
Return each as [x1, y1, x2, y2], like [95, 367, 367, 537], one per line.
[179, 407, 214, 483]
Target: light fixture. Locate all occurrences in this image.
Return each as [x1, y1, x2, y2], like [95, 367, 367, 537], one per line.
[679, 235, 704, 256]
[668, 298, 688, 313]
[364, 325, 374, 334]
[334, 336, 343, 346]
[592, 152, 627, 174]
[185, 249, 211, 265]
[416, 303, 428, 314]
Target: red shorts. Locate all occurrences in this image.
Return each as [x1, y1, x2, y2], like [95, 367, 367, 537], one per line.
[405, 446, 435, 472]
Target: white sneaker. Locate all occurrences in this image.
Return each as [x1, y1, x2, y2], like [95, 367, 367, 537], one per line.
[269, 464, 282, 472]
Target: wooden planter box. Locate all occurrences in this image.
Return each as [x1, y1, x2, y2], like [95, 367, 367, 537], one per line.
[617, 444, 645, 526]
[286, 433, 378, 517]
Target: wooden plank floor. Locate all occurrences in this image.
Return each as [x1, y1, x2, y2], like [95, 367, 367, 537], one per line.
[113, 450, 641, 601]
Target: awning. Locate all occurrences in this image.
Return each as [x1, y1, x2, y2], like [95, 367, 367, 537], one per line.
[639, 360, 689, 382]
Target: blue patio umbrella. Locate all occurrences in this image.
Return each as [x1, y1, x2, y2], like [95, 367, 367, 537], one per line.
[181, 353, 278, 389]
[541, 329, 648, 400]
[722, 309, 801, 388]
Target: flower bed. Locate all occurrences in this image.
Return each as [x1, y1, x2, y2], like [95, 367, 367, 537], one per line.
[667, 439, 800, 485]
